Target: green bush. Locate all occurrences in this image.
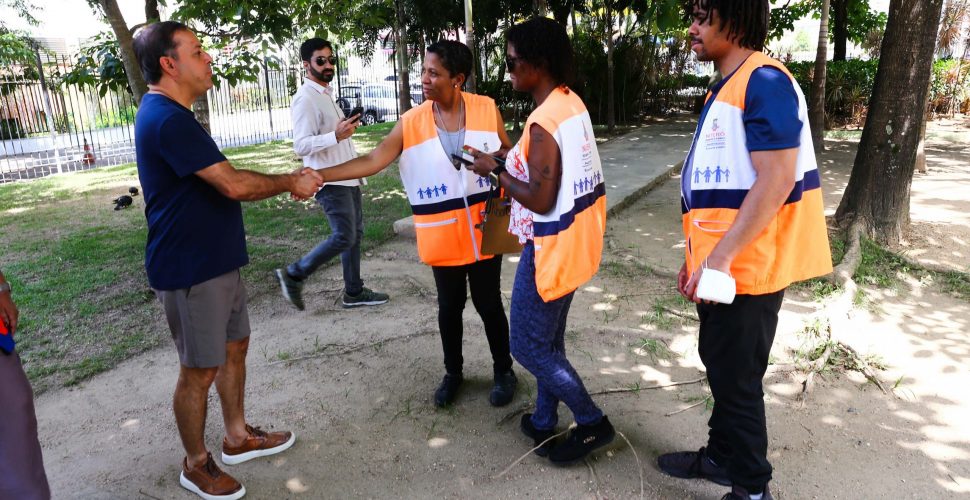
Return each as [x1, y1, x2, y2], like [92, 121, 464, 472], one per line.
[788, 58, 970, 126]
[0, 117, 25, 140]
[94, 104, 136, 129]
[788, 59, 879, 127]
[930, 58, 970, 114]
[479, 30, 706, 125]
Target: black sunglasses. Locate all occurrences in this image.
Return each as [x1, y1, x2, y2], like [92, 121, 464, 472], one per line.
[505, 55, 521, 72]
[314, 56, 338, 66]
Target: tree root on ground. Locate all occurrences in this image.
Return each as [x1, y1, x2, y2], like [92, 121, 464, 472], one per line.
[800, 221, 891, 401]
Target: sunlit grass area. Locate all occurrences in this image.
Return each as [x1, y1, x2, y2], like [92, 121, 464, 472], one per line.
[0, 121, 408, 392]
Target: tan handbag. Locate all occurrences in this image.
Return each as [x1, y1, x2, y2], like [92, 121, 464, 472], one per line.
[478, 187, 522, 255]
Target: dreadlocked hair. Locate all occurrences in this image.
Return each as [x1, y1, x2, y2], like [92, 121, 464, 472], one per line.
[682, 0, 770, 51]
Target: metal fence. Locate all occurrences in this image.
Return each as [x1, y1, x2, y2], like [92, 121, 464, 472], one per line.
[0, 45, 421, 184]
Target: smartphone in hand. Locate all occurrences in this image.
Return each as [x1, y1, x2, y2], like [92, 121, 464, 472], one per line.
[349, 106, 364, 122]
[451, 153, 474, 170]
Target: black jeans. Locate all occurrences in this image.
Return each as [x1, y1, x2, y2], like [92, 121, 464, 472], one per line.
[287, 185, 364, 295]
[431, 256, 512, 376]
[697, 290, 785, 493]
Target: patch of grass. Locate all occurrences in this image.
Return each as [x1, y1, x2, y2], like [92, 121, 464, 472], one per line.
[854, 237, 913, 289]
[1, 131, 411, 392]
[850, 236, 970, 303]
[792, 278, 843, 302]
[792, 318, 832, 367]
[640, 295, 692, 329]
[643, 302, 674, 330]
[637, 338, 676, 363]
[829, 233, 847, 267]
[824, 129, 863, 140]
[683, 393, 715, 412]
[936, 269, 970, 301]
[600, 258, 652, 280]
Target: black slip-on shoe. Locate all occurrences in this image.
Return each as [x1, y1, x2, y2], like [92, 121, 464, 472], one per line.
[433, 373, 463, 407]
[548, 416, 615, 465]
[520, 413, 557, 457]
[657, 446, 731, 486]
[489, 370, 517, 407]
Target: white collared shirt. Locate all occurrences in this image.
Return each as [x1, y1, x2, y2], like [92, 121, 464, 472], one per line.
[291, 78, 364, 187]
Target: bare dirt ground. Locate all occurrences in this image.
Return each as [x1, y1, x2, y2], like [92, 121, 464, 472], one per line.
[36, 120, 970, 499]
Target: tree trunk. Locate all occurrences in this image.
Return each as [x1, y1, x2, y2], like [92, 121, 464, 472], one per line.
[99, 0, 147, 105]
[145, 0, 160, 22]
[606, 2, 615, 131]
[461, 0, 476, 94]
[833, 0, 945, 245]
[810, 0, 830, 156]
[533, 0, 547, 16]
[395, 0, 413, 111]
[193, 93, 211, 134]
[551, 2, 570, 26]
[833, 0, 849, 61]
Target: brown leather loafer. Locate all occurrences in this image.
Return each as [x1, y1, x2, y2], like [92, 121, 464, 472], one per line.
[179, 452, 245, 500]
[221, 424, 296, 465]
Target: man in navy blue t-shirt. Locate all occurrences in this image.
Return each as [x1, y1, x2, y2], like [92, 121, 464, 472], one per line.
[133, 21, 323, 500]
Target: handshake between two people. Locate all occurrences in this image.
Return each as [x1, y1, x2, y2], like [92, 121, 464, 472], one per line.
[289, 167, 326, 200]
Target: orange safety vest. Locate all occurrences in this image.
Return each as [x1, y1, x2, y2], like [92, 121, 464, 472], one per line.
[512, 87, 606, 301]
[681, 52, 833, 295]
[399, 92, 502, 266]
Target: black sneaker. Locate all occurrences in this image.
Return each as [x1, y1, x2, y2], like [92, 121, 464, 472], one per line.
[722, 484, 773, 500]
[275, 269, 305, 311]
[434, 373, 463, 407]
[520, 413, 557, 457]
[548, 416, 615, 465]
[489, 370, 517, 407]
[342, 287, 389, 308]
[657, 446, 731, 486]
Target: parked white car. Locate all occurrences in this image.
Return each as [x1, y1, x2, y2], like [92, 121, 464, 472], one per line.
[336, 83, 417, 125]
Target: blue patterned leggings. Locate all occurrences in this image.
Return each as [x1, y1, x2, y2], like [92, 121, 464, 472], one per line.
[510, 241, 604, 431]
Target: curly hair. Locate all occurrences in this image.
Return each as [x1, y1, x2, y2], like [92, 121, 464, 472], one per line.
[682, 0, 769, 51]
[505, 16, 575, 87]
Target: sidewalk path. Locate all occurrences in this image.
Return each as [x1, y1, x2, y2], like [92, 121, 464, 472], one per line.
[393, 116, 696, 236]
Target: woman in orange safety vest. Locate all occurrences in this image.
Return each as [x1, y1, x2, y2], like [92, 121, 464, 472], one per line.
[318, 41, 518, 409]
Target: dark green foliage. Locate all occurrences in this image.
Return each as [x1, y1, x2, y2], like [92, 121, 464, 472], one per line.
[929, 58, 970, 115]
[788, 59, 878, 126]
[788, 57, 970, 126]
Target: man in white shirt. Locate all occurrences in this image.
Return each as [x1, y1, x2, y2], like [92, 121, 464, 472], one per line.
[275, 38, 389, 310]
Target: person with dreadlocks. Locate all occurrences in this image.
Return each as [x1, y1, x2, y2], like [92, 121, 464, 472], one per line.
[657, 1, 832, 499]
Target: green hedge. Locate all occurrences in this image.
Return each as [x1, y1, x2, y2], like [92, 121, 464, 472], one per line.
[788, 58, 970, 126]
[930, 58, 970, 114]
[788, 59, 879, 126]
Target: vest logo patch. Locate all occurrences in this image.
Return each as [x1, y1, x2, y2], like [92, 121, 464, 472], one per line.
[573, 172, 603, 195]
[416, 184, 449, 199]
[693, 166, 731, 185]
[705, 118, 727, 150]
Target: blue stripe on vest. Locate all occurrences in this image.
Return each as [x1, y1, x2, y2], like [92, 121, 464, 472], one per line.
[410, 191, 489, 216]
[533, 182, 606, 237]
[686, 169, 821, 211]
